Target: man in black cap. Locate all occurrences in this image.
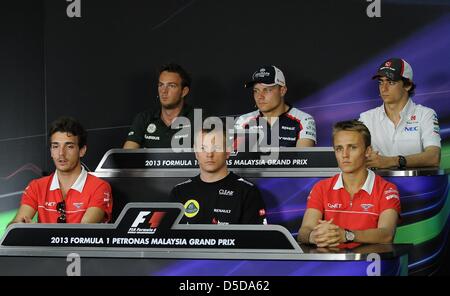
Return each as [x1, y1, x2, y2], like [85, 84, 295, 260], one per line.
[359, 58, 441, 169]
[235, 65, 316, 149]
[123, 63, 195, 149]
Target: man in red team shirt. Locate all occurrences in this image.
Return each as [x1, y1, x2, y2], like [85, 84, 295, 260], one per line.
[298, 120, 400, 247]
[9, 117, 113, 224]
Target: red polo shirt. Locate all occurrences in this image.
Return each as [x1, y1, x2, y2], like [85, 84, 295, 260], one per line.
[307, 170, 400, 230]
[21, 168, 113, 223]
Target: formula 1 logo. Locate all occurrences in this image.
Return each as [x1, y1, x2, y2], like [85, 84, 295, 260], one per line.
[128, 211, 166, 234]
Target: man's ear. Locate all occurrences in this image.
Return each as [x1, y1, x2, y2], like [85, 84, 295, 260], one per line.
[181, 86, 190, 98]
[280, 85, 287, 97]
[79, 145, 87, 158]
[365, 145, 372, 158]
[403, 81, 412, 92]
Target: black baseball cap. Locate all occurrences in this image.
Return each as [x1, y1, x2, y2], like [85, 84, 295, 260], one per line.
[372, 58, 413, 82]
[244, 65, 286, 88]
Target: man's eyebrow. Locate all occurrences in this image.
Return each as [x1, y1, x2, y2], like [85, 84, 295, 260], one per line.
[51, 141, 76, 145]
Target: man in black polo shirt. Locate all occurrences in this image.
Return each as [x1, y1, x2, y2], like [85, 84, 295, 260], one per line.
[123, 63, 195, 148]
[235, 65, 316, 149]
[170, 125, 267, 225]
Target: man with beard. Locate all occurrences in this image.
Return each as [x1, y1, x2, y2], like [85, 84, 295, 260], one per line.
[123, 63, 195, 149]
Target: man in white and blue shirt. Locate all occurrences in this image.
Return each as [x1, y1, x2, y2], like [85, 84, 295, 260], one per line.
[235, 65, 316, 149]
[359, 58, 441, 169]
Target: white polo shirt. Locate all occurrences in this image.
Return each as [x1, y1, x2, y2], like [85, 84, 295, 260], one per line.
[359, 99, 441, 156]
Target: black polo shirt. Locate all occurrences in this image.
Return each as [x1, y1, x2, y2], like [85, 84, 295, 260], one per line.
[169, 172, 267, 225]
[126, 104, 195, 148]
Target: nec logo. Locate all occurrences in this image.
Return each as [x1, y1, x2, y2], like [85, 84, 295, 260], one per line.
[404, 126, 418, 132]
[128, 211, 166, 234]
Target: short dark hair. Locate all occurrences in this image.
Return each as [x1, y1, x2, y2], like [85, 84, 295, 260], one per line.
[194, 118, 230, 150]
[201, 117, 227, 135]
[48, 116, 87, 148]
[159, 63, 191, 89]
[401, 78, 416, 97]
[332, 120, 371, 148]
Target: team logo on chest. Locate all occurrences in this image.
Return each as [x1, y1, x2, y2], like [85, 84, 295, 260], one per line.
[184, 199, 200, 218]
[147, 123, 157, 134]
[73, 202, 84, 209]
[361, 204, 374, 211]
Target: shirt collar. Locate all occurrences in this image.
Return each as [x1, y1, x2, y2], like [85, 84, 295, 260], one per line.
[400, 98, 415, 118]
[380, 98, 414, 121]
[153, 103, 192, 119]
[50, 167, 88, 193]
[333, 169, 375, 195]
[258, 102, 292, 118]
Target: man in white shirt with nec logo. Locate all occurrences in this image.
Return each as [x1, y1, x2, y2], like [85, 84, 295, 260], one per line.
[359, 58, 441, 169]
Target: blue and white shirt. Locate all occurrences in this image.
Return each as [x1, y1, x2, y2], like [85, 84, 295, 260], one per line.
[235, 105, 316, 147]
[359, 99, 441, 156]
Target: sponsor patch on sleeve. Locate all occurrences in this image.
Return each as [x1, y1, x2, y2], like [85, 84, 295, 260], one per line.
[384, 188, 399, 200]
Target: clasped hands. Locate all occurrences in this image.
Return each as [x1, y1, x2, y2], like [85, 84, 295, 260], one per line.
[309, 219, 345, 248]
